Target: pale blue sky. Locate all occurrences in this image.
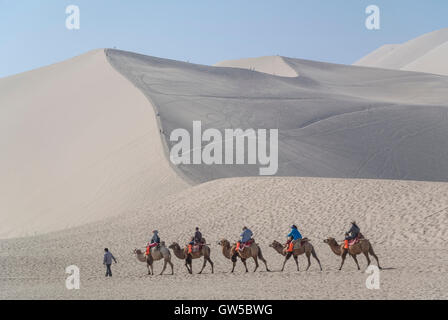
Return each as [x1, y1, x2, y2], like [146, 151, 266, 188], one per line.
[0, 0, 447, 77]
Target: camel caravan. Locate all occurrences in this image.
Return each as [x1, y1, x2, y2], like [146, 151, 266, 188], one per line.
[133, 222, 382, 275]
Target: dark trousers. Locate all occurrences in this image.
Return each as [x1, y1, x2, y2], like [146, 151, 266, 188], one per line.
[105, 264, 112, 277]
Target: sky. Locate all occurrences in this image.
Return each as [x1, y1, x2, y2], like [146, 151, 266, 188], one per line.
[0, 0, 447, 77]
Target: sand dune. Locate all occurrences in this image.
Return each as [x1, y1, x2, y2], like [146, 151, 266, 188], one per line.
[0, 50, 188, 239]
[215, 56, 299, 77]
[108, 49, 448, 184]
[354, 28, 448, 76]
[1, 177, 447, 299]
[2, 46, 448, 300]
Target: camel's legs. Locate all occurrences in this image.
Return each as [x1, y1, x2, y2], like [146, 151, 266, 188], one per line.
[351, 254, 361, 270]
[363, 251, 371, 267]
[293, 255, 299, 271]
[241, 258, 249, 272]
[147, 262, 151, 275]
[149, 263, 154, 276]
[231, 253, 238, 273]
[339, 250, 348, 270]
[169, 261, 174, 275]
[160, 260, 167, 275]
[311, 248, 323, 271]
[206, 257, 214, 274]
[257, 249, 270, 272]
[368, 246, 382, 269]
[198, 257, 207, 274]
[185, 255, 193, 274]
[252, 256, 259, 272]
[231, 261, 236, 273]
[305, 251, 311, 271]
[282, 253, 292, 272]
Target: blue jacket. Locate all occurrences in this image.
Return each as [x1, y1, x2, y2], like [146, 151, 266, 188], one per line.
[240, 229, 253, 243]
[288, 228, 302, 240]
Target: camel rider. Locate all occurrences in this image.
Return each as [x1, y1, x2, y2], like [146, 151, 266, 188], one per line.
[188, 227, 203, 254]
[236, 226, 253, 251]
[344, 221, 360, 249]
[146, 230, 160, 255]
[286, 225, 302, 252]
[194, 227, 202, 244]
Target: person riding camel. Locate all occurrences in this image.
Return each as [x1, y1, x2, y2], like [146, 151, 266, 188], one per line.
[286, 225, 303, 252]
[188, 227, 203, 254]
[146, 230, 160, 256]
[344, 221, 360, 249]
[236, 226, 253, 251]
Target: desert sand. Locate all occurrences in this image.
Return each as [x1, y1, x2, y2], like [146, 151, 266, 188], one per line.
[1, 29, 448, 299]
[1, 177, 447, 299]
[354, 28, 448, 76]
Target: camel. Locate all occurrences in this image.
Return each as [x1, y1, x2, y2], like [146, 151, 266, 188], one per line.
[323, 237, 381, 270]
[218, 239, 270, 273]
[133, 241, 174, 275]
[269, 239, 322, 271]
[168, 240, 214, 274]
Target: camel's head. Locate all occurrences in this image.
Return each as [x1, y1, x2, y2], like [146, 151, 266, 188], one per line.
[133, 248, 143, 255]
[218, 239, 230, 248]
[269, 240, 282, 248]
[168, 242, 180, 250]
[323, 237, 336, 245]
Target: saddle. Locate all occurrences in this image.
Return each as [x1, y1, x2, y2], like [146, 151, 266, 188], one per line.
[237, 239, 254, 251]
[348, 234, 361, 246]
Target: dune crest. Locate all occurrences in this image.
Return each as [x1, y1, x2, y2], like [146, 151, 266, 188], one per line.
[354, 28, 448, 76]
[215, 55, 299, 77]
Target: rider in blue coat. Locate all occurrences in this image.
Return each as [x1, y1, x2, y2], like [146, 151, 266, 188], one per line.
[288, 225, 302, 240]
[286, 225, 302, 252]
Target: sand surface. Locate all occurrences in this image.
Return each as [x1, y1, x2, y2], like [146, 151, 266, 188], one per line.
[354, 28, 448, 76]
[108, 49, 448, 184]
[1, 177, 447, 299]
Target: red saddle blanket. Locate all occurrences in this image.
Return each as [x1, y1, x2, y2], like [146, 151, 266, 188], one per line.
[240, 239, 254, 249]
[348, 235, 361, 246]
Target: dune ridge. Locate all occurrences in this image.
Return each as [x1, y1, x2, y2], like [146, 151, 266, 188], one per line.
[354, 28, 448, 76]
[214, 56, 299, 77]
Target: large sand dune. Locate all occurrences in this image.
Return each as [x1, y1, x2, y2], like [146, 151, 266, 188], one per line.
[108, 49, 448, 184]
[354, 28, 448, 76]
[1, 45, 448, 300]
[1, 177, 447, 299]
[0, 49, 187, 239]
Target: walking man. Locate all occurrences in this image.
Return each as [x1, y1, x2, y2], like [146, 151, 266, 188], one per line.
[103, 248, 117, 277]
